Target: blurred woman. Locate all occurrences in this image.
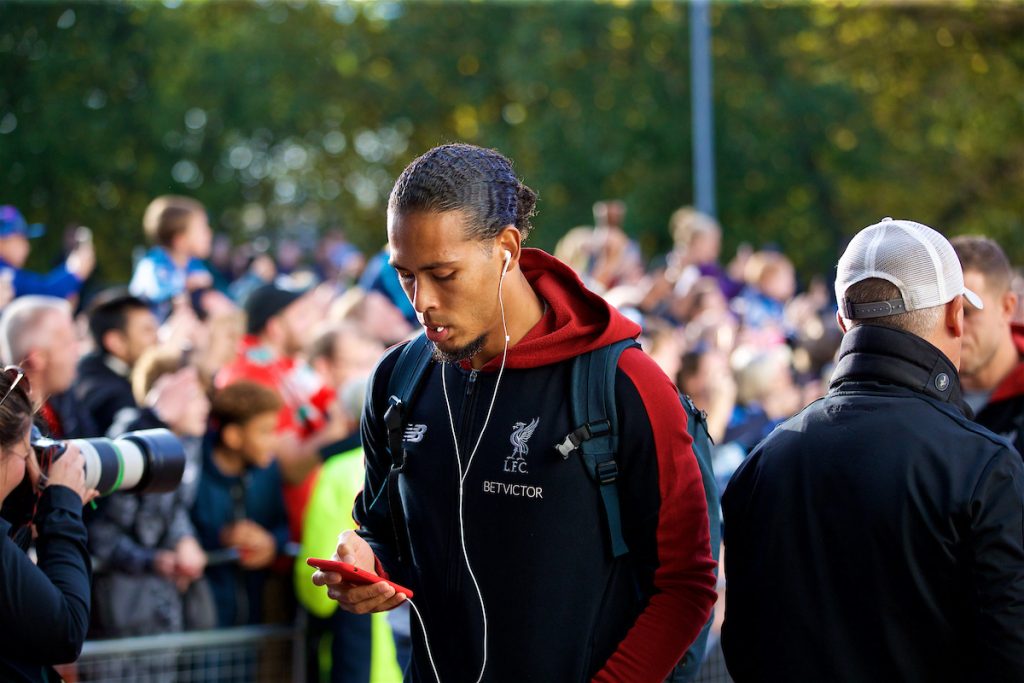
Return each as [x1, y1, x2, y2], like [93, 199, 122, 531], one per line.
[0, 366, 97, 682]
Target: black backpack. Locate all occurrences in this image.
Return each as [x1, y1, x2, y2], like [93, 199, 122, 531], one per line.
[382, 334, 721, 681]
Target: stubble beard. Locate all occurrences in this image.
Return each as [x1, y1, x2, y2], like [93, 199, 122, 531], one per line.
[960, 340, 998, 380]
[431, 334, 487, 365]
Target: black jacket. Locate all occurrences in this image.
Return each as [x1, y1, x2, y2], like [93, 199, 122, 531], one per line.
[74, 351, 136, 435]
[722, 325, 1024, 683]
[87, 407, 209, 641]
[0, 486, 91, 682]
[46, 388, 101, 440]
[973, 323, 1024, 459]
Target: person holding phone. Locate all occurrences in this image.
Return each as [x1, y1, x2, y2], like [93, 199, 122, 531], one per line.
[313, 144, 717, 682]
[0, 366, 99, 682]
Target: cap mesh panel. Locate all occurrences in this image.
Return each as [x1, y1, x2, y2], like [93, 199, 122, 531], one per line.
[836, 219, 965, 314]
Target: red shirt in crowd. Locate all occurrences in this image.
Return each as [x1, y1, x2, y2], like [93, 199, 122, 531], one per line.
[217, 335, 336, 541]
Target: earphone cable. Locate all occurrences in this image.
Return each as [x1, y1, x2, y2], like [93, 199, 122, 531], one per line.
[432, 256, 511, 683]
[406, 597, 442, 683]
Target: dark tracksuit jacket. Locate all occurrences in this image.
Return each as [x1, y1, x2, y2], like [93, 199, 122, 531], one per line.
[973, 322, 1024, 459]
[75, 351, 136, 436]
[190, 441, 290, 627]
[355, 249, 717, 683]
[722, 325, 1024, 683]
[0, 486, 91, 682]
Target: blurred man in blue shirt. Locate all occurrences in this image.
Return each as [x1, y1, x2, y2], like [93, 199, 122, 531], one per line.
[0, 206, 94, 301]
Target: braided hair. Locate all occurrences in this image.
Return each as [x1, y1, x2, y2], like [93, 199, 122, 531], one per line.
[388, 143, 538, 242]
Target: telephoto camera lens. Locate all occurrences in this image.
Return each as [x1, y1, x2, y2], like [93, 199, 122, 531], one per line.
[32, 428, 185, 495]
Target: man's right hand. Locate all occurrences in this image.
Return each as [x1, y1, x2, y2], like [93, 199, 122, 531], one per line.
[147, 367, 204, 433]
[311, 530, 405, 614]
[222, 519, 277, 569]
[153, 550, 178, 580]
[66, 242, 96, 280]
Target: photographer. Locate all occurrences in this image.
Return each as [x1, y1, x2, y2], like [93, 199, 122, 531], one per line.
[0, 366, 98, 682]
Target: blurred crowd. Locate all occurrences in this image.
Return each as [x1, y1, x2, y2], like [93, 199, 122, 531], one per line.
[562, 203, 839, 486]
[0, 199, 415, 682]
[1, 195, 1023, 682]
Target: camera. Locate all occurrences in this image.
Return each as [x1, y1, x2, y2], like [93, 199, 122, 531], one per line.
[31, 426, 186, 496]
[2, 428, 186, 542]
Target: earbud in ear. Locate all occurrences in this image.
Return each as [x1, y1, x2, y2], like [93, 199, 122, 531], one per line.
[499, 248, 512, 284]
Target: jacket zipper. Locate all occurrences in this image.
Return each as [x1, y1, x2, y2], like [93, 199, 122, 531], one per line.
[459, 369, 480, 468]
[446, 368, 479, 598]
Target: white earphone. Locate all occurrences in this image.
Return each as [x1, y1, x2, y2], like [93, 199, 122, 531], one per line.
[501, 249, 512, 281]
[499, 250, 511, 341]
[413, 245, 514, 683]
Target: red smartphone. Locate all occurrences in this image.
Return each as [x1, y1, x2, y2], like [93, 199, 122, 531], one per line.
[306, 557, 414, 599]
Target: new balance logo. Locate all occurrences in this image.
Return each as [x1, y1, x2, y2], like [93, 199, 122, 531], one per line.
[404, 424, 427, 443]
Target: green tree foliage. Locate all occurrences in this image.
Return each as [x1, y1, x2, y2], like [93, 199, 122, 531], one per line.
[1, 1, 1021, 284]
[713, 2, 1024, 276]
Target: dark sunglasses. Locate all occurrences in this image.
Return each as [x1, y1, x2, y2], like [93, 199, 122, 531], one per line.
[0, 366, 29, 407]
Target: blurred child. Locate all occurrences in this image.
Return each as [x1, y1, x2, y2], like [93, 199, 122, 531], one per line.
[587, 200, 645, 292]
[731, 250, 796, 342]
[667, 207, 744, 300]
[129, 195, 214, 321]
[724, 345, 802, 455]
[193, 380, 290, 627]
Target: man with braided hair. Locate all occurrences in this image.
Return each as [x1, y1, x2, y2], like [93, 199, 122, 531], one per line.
[313, 143, 717, 682]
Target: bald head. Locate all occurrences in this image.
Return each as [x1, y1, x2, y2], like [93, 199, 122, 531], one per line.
[0, 295, 79, 398]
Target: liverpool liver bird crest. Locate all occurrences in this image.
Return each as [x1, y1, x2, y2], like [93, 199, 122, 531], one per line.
[510, 417, 540, 459]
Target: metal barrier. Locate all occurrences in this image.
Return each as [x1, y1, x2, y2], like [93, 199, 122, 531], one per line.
[72, 624, 303, 683]
[68, 621, 732, 683]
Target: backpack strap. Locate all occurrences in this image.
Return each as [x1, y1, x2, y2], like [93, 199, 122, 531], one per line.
[384, 333, 434, 465]
[555, 338, 722, 679]
[668, 393, 722, 682]
[379, 333, 434, 563]
[556, 338, 639, 559]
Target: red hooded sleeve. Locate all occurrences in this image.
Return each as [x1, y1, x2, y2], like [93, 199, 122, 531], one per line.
[592, 347, 718, 682]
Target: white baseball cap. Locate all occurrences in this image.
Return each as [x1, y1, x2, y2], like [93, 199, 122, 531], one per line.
[836, 217, 984, 320]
